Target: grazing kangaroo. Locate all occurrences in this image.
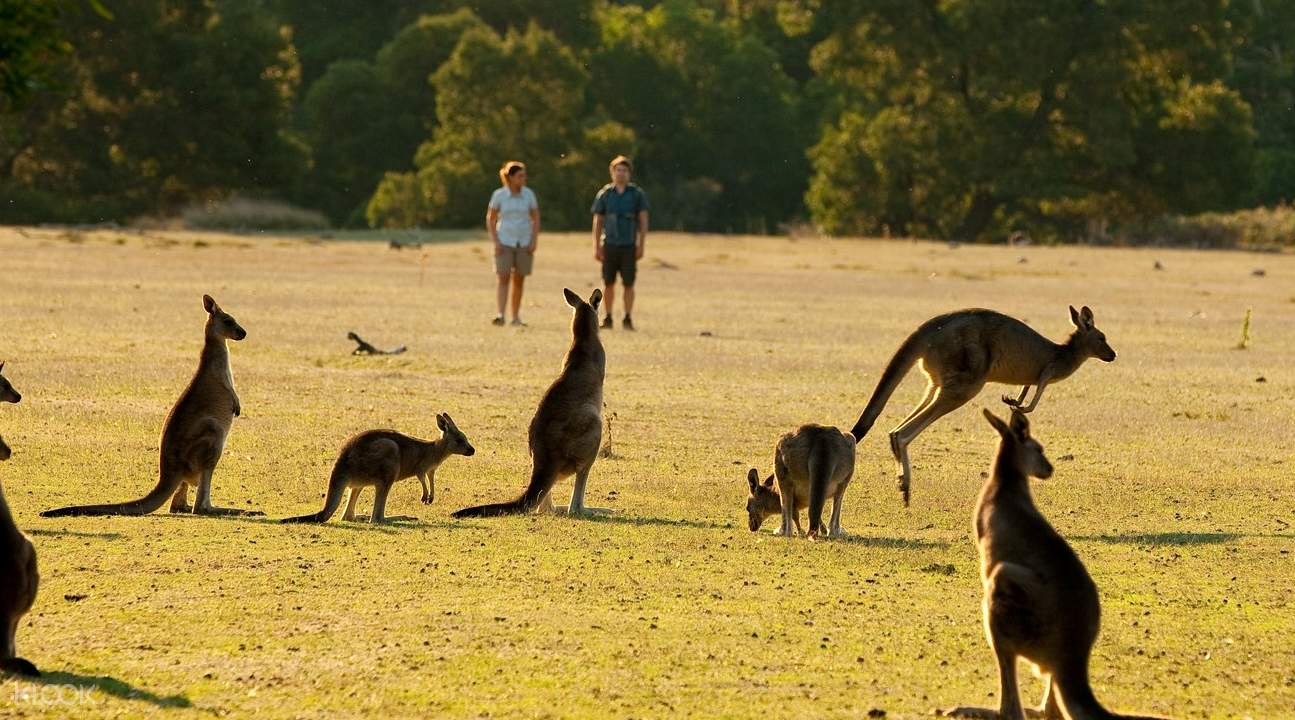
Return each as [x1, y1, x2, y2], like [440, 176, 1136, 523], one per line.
[0, 434, 40, 677]
[42, 295, 259, 518]
[942, 409, 1169, 720]
[0, 362, 19, 404]
[453, 288, 608, 519]
[745, 424, 855, 539]
[282, 414, 475, 524]
[849, 306, 1115, 506]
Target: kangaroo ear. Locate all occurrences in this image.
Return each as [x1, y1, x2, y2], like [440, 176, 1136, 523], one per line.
[203, 294, 217, 314]
[1008, 408, 1030, 438]
[1080, 306, 1094, 326]
[763, 474, 775, 488]
[747, 468, 759, 493]
[563, 288, 582, 309]
[436, 413, 448, 431]
[0, 361, 5, 372]
[983, 408, 1011, 437]
[589, 288, 603, 312]
[1068, 305, 1081, 328]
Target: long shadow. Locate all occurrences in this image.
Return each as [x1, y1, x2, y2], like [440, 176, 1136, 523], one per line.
[833, 534, 951, 550]
[1073, 531, 1240, 546]
[243, 514, 477, 534]
[26, 529, 124, 541]
[22, 670, 193, 709]
[575, 513, 735, 531]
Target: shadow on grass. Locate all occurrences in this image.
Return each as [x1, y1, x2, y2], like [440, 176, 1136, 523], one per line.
[245, 514, 474, 534]
[1073, 531, 1240, 546]
[21, 670, 193, 709]
[833, 534, 951, 550]
[26, 528, 124, 541]
[577, 513, 735, 531]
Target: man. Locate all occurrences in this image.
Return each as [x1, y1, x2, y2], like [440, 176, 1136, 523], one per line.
[591, 155, 649, 330]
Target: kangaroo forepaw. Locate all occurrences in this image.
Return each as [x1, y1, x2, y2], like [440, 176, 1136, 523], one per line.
[421, 494, 432, 505]
[1001, 394, 1020, 407]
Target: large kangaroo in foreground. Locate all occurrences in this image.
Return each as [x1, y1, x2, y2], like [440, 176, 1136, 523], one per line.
[942, 409, 1169, 720]
[282, 414, 475, 524]
[0, 434, 40, 677]
[745, 424, 855, 539]
[850, 306, 1115, 505]
[453, 288, 607, 518]
[43, 295, 260, 518]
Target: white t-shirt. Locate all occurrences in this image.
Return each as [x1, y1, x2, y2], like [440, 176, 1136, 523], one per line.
[488, 186, 538, 248]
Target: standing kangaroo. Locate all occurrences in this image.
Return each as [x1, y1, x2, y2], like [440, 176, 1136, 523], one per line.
[453, 288, 607, 518]
[282, 414, 475, 524]
[850, 306, 1115, 505]
[942, 409, 1169, 720]
[744, 424, 855, 539]
[0, 362, 20, 404]
[42, 295, 259, 518]
[0, 434, 40, 677]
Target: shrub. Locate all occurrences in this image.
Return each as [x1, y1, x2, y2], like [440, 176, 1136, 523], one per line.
[181, 198, 329, 232]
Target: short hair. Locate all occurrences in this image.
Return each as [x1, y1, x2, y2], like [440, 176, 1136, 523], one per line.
[499, 160, 526, 186]
[609, 155, 632, 173]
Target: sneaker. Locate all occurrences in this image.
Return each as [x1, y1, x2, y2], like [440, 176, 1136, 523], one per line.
[601, 315, 614, 329]
[510, 317, 527, 327]
[492, 315, 505, 326]
[622, 315, 634, 331]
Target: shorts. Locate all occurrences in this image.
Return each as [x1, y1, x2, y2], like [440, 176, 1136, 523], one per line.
[601, 244, 637, 286]
[495, 245, 534, 276]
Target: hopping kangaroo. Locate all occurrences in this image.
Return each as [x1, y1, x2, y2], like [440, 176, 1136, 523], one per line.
[282, 414, 475, 524]
[850, 306, 1115, 505]
[745, 424, 855, 539]
[453, 288, 607, 518]
[0, 362, 20, 404]
[0, 434, 40, 677]
[43, 295, 259, 518]
[943, 409, 1168, 720]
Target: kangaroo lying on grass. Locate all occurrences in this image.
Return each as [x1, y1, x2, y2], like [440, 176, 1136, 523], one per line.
[745, 424, 855, 539]
[942, 409, 1168, 720]
[850, 306, 1116, 506]
[282, 414, 475, 524]
[43, 295, 260, 518]
[0, 434, 40, 677]
[0, 362, 20, 404]
[453, 288, 609, 518]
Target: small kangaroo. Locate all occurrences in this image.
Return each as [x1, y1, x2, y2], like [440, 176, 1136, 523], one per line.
[744, 424, 855, 539]
[0, 434, 40, 677]
[850, 306, 1116, 505]
[43, 295, 259, 518]
[282, 414, 475, 524]
[0, 362, 20, 404]
[942, 409, 1169, 720]
[453, 288, 608, 518]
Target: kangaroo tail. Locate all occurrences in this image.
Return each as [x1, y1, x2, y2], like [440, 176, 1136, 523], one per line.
[849, 328, 928, 442]
[40, 472, 179, 518]
[452, 463, 554, 519]
[0, 657, 40, 677]
[281, 464, 348, 523]
[1054, 665, 1170, 720]
[805, 449, 830, 539]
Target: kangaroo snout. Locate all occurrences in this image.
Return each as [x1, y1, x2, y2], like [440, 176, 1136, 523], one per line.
[463, 445, 476, 457]
[232, 327, 248, 341]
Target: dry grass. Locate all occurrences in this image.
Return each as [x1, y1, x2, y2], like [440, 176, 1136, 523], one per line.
[0, 227, 1291, 718]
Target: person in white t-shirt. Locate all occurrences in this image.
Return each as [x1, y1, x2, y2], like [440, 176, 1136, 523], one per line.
[487, 161, 540, 326]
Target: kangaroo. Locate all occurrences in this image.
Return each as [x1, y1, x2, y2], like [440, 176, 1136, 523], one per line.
[282, 414, 475, 524]
[453, 288, 608, 518]
[850, 306, 1116, 506]
[0, 361, 20, 403]
[744, 424, 855, 539]
[942, 409, 1169, 720]
[0, 434, 40, 677]
[42, 295, 259, 518]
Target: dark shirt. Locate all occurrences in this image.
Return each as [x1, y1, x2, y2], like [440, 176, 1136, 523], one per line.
[591, 183, 649, 247]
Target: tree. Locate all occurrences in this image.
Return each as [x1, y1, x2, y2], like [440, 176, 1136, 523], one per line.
[804, 0, 1257, 241]
[0, 0, 68, 113]
[368, 23, 635, 229]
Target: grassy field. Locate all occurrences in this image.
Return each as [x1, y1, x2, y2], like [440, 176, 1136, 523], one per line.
[0, 226, 1291, 719]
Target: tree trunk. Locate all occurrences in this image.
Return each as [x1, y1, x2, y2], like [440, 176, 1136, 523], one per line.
[953, 191, 1001, 242]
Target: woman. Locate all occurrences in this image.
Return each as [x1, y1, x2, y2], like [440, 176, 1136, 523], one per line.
[487, 161, 539, 326]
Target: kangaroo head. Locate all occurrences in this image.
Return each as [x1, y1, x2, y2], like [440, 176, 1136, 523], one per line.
[203, 295, 247, 342]
[563, 288, 603, 340]
[1068, 305, 1115, 362]
[436, 413, 475, 457]
[745, 468, 781, 531]
[0, 361, 20, 403]
[0, 434, 9, 461]
[983, 408, 1052, 480]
